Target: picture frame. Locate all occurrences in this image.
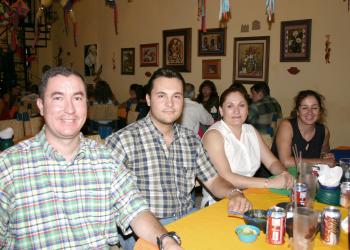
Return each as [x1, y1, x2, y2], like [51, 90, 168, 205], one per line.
[280, 19, 312, 62]
[163, 28, 191, 72]
[198, 28, 226, 56]
[233, 36, 270, 84]
[202, 59, 221, 79]
[121, 48, 135, 75]
[140, 43, 159, 67]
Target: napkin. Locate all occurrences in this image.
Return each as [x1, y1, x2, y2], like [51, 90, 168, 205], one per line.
[316, 164, 343, 187]
[0, 127, 14, 140]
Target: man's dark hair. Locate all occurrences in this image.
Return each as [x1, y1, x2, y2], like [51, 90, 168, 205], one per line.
[145, 67, 185, 95]
[184, 83, 195, 99]
[39, 66, 86, 99]
[250, 82, 270, 96]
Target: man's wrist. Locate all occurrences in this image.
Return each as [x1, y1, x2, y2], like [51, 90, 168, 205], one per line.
[157, 231, 181, 250]
[227, 188, 243, 198]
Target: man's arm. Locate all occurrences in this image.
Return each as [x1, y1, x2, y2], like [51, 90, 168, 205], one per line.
[131, 211, 183, 250]
[203, 175, 252, 213]
[197, 104, 214, 126]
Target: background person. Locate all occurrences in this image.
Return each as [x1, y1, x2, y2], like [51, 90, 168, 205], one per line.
[202, 86, 293, 206]
[271, 90, 335, 167]
[0, 66, 182, 250]
[105, 67, 252, 250]
[195, 80, 220, 121]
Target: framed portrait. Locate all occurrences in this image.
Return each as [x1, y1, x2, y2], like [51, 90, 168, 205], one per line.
[198, 28, 226, 56]
[163, 28, 191, 72]
[140, 43, 159, 67]
[280, 19, 312, 62]
[121, 48, 135, 75]
[202, 59, 221, 79]
[233, 36, 270, 84]
[84, 44, 97, 76]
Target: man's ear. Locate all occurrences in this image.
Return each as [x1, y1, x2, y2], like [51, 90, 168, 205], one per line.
[36, 98, 44, 116]
[146, 94, 151, 107]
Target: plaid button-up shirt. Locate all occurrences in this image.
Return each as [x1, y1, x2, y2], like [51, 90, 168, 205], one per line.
[0, 128, 148, 249]
[105, 114, 217, 219]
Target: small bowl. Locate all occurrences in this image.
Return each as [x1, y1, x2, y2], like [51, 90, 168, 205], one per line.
[316, 183, 340, 205]
[235, 225, 260, 243]
[243, 209, 267, 233]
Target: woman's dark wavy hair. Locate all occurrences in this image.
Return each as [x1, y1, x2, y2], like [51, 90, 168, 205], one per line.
[292, 89, 326, 120]
[94, 80, 115, 104]
[195, 80, 219, 103]
[219, 85, 250, 107]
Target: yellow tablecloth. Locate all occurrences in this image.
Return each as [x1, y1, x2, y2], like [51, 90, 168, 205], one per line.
[135, 189, 348, 250]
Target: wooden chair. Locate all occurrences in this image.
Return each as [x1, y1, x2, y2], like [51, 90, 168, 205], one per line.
[24, 116, 44, 137]
[88, 104, 119, 121]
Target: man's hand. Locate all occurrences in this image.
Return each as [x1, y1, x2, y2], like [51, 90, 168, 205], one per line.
[227, 190, 252, 213]
[268, 171, 294, 189]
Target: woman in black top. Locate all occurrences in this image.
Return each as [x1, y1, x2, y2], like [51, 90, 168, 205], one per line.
[272, 90, 335, 167]
[196, 80, 220, 121]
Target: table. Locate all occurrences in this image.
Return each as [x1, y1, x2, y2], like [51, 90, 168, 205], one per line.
[134, 189, 348, 250]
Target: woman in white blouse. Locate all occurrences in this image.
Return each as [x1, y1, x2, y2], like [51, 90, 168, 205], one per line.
[202, 86, 293, 206]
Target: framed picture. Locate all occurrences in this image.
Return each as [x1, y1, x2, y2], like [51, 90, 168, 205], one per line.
[198, 28, 226, 56]
[280, 19, 312, 62]
[202, 59, 221, 79]
[140, 43, 159, 67]
[233, 36, 270, 84]
[84, 44, 97, 76]
[163, 28, 191, 72]
[121, 48, 135, 75]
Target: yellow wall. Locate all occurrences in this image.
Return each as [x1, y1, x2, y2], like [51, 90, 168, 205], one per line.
[35, 0, 350, 147]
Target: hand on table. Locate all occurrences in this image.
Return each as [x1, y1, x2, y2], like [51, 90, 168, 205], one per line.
[320, 153, 336, 167]
[227, 191, 252, 214]
[269, 171, 294, 189]
[162, 237, 184, 250]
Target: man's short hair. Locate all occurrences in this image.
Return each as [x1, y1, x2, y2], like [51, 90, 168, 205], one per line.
[250, 82, 270, 96]
[145, 67, 185, 95]
[39, 66, 86, 99]
[184, 83, 195, 99]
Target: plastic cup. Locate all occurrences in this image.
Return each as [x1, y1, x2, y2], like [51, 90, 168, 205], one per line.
[339, 158, 350, 182]
[292, 207, 319, 250]
[298, 164, 318, 207]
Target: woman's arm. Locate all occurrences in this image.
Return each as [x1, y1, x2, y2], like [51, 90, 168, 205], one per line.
[202, 129, 288, 189]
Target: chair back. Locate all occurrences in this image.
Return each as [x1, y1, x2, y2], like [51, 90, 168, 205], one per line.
[88, 104, 119, 121]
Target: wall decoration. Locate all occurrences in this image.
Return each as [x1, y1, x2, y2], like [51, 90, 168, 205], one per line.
[198, 28, 226, 56]
[252, 20, 260, 30]
[163, 28, 191, 72]
[219, 0, 231, 24]
[121, 48, 135, 75]
[84, 44, 97, 76]
[233, 36, 270, 84]
[198, 0, 207, 32]
[287, 67, 300, 75]
[280, 19, 312, 62]
[140, 43, 159, 67]
[325, 35, 331, 64]
[240, 24, 249, 33]
[202, 59, 221, 79]
[266, 0, 275, 27]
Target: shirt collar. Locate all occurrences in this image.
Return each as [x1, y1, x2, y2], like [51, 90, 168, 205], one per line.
[144, 113, 181, 141]
[35, 126, 86, 162]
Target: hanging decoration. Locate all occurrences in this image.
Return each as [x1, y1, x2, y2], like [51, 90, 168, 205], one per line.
[11, 0, 29, 19]
[34, 0, 79, 47]
[219, 0, 231, 26]
[105, 0, 118, 34]
[112, 52, 116, 70]
[265, 0, 275, 29]
[325, 35, 331, 64]
[198, 0, 206, 32]
[0, 1, 13, 27]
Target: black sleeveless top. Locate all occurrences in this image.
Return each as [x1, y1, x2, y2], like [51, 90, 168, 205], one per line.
[272, 118, 325, 159]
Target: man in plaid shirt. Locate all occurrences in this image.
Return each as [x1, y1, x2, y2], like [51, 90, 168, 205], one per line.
[0, 67, 182, 250]
[106, 67, 252, 250]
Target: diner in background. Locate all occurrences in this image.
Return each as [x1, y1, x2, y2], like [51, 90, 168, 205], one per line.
[105, 67, 252, 250]
[195, 79, 220, 121]
[201, 86, 293, 206]
[271, 89, 335, 167]
[0, 66, 182, 250]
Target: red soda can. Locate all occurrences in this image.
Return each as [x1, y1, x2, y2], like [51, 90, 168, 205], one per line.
[320, 206, 341, 245]
[291, 183, 307, 207]
[266, 206, 286, 244]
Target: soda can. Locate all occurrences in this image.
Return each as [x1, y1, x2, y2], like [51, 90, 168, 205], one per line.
[266, 206, 286, 245]
[291, 183, 308, 207]
[320, 206, 341, 245]
[340, 182, 350, 208]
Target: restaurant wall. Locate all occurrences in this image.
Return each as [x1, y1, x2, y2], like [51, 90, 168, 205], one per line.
[35, 0, 350, 147]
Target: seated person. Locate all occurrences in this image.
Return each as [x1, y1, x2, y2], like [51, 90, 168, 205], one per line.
[89, 80, 118, 131]
[202, 86, 293, 206]
[271, 90, 335, 167]
[247, 82, 282, 137]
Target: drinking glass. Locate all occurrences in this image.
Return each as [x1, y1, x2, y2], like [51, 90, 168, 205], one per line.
[292, 207, 319, 250]
[339, 158, 350, 182]
[298, 163, 318, 207]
